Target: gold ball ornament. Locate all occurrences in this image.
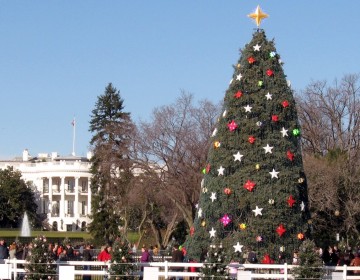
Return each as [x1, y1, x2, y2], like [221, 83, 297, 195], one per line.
[239, 223, 247, 230]
[335, 210, 340, 216]
[237, 63, 241, 69]
[298, 177, 304, 183]
[255, 163, 260, 170]
[297, 233, 305, 240]
[201, 220, 206, 227]
[214, 141, 221, 149]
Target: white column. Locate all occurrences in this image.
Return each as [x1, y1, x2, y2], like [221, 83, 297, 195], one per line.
[40, 178, 44, 214]
[48, 177, 53, 216]
[74, 177, 79, 217]
[87, 179, 91, 215]
[60, 177, 65, 218]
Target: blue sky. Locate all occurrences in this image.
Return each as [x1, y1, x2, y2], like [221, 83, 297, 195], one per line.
[1, 1, 359, 159]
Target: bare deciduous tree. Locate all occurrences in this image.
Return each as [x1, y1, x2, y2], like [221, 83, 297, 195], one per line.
[297, 74, 360, 242]
[134, 91, 220, 247]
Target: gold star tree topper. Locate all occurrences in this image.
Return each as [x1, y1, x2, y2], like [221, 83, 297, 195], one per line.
[248, 5, 269, 27]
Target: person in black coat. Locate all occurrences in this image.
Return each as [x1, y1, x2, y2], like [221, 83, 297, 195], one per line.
[0, 239, 9, 262]
[82, 244, 93, 280]
[171, 244, 184, 280]
[66, 243, 75, 260]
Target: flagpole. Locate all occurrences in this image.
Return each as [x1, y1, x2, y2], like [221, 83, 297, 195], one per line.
[72, 117, 76, 156]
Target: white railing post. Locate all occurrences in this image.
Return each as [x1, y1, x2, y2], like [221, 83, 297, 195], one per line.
[284, 263, 288, 280]
[164, 260, 169, 279]
[59, 265, 75, 280]
[13, 259, 18, 280]
[343, 265, 347, 280]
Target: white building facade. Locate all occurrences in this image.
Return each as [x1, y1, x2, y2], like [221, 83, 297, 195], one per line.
[0, 149, 92, 232]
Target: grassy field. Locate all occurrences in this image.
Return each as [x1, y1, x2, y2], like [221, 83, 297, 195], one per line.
[0, 229, 145, 245]
[0, 229, 91, 239]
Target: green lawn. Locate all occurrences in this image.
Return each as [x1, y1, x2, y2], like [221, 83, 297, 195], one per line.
[0, 229, 141, 245]
[0, 229, 91, 239]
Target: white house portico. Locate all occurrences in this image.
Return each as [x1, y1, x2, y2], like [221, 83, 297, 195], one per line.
[0, 149, 92, 232]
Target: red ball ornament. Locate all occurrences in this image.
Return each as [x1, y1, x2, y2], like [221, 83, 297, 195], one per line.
[282, 100, 289, 108]
[266, 69, 274, 76]
[205, 164, 211, 174]
[248, 56, 256, 64]
[224, 188, 232, 195]
[244, 180, 256, 192]
[287, 150, 295, 161]
[234, 91, 243, 99]
[271, 115, 279, 122]
[248, 136, 256, 144]
[297, 233, 305, 240]
[287, 195, 296, 207]
[190, 226, 195, 236]
[276, 224, 286, 237]
[227, 120, 238, 132]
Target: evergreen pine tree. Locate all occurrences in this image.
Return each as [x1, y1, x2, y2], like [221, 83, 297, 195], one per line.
[187, 10, 311, 264]
[109, 237, 134, 279]
[200, 239, 229, 279]
[25, 236, 56, 280]
[88, 83, 135, 244]
[292, 239, 324, 279]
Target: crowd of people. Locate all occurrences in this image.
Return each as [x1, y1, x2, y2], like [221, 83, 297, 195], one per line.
[0, 238, 30, 261]
[320, 245, 360, 271]
[237, 245, 360, 274]
[4, 236, 360, 279]
[0, 237, 97, 262]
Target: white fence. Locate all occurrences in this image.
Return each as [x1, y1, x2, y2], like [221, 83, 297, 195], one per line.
[2, 259, 360, 280]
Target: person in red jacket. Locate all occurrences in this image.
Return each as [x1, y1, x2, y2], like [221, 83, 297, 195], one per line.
[97, 246, 112, 280]
[97, 245, 112, 261]
[261, 253, 274, 264]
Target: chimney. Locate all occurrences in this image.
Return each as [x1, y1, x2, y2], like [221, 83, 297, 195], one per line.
[22, 149, 30, 161]
[51, 152, 58, 160]
[86, 151, 93, 160]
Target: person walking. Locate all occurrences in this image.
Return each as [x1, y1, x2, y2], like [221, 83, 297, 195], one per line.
[0, 239, 9, 263]
[82, 244, 93, 280]
[97, 245, 111, 262]
[97, 245, 111, 280]
[66, 243, 75, 261]
[9, 242, 17, 259]
[350, 253, 360, 275]
[171, 244, 184, 280]
[139, 246, 151, 280]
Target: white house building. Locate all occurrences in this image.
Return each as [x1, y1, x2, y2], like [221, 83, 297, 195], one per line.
[0, 149, 92, 232]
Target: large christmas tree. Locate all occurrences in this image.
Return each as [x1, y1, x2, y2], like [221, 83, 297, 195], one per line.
[187, 6, 311, 264]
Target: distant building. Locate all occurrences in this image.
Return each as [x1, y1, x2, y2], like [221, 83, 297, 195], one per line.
[0, 149, 92, 232]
